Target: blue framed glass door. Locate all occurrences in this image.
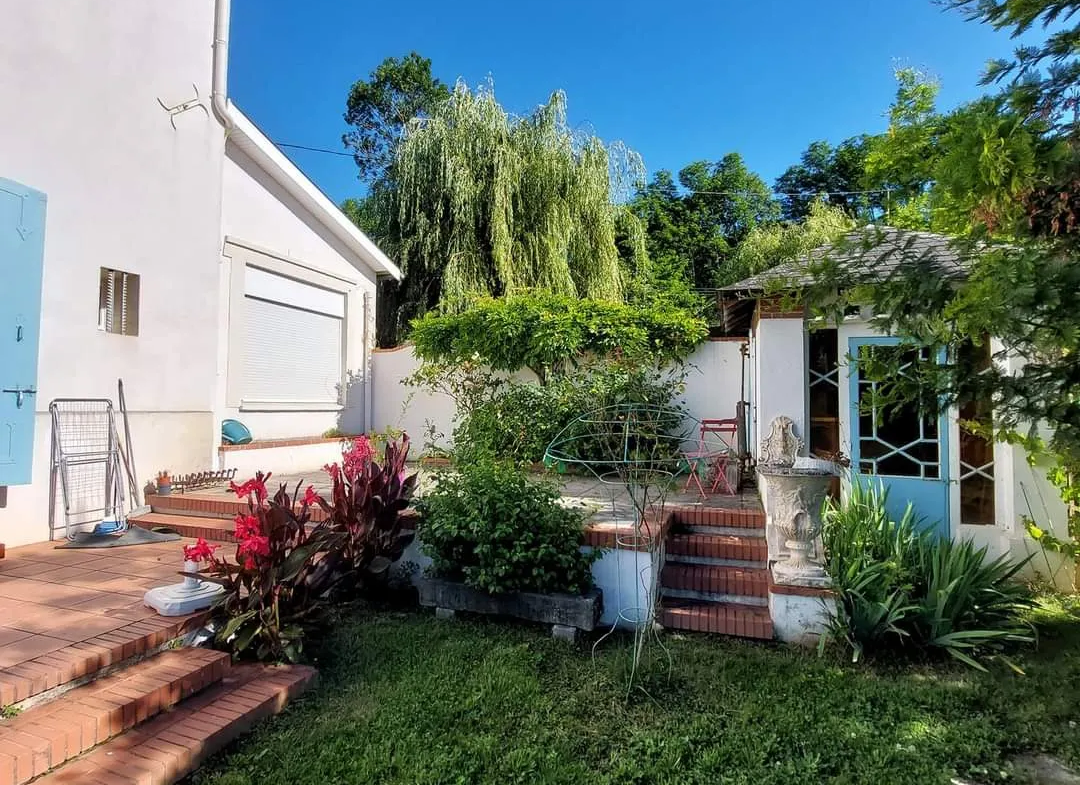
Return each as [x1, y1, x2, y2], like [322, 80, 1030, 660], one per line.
[848, 337, 950, 536]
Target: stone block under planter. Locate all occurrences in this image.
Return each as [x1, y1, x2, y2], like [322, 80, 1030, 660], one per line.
[418, 576, 602, 640]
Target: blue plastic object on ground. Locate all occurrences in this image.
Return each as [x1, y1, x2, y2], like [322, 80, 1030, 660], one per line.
[221, 419, 253, 445]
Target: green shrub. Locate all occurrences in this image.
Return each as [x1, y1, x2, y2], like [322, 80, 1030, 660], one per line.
[411, 292, 707, 382]
[454, 359, 688, 465]
[417, 458, 599, 595]
[822, 479, 1035, 670]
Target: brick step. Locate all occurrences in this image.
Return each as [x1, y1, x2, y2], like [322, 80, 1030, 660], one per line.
[665, 532, 767, 564]
[147, 493, 331, 523]
[131, 513, 238, 544]
[660, 599, 773, 639]
[143, 495, 421, 529]
[660, 563, 768, 599]
[0, 616, 199, 708]
[667, 506, 765, 530]
[27, 663, 316, 785]
[0, 648, 229, 785]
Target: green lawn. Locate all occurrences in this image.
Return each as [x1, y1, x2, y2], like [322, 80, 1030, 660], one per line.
[192, 597, 1080, 785]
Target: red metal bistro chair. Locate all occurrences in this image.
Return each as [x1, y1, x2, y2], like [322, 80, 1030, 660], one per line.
[682, 418, 738, 498]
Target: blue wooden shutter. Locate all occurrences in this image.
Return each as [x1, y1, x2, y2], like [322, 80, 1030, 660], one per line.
[0, 178, 47, 485]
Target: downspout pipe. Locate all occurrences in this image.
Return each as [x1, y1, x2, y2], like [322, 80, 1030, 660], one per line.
[211, 0, 233, 130]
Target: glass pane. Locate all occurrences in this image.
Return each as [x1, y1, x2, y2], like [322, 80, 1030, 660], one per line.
[961, 474, 995, 525]
[877, 452, 923, 478]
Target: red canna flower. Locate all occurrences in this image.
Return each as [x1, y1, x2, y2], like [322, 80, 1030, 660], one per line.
[238, 534, 270, 562]
[228, 473, 271, 503]
[342, 436, 375, 479]
[182, 537, 218, 563]
[233, 513, 261, 541]
[302, 485, 322, 507]
[323, 462, 341, 483]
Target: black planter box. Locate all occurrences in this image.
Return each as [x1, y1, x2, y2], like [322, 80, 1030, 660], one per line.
[418, 577, 602, 635]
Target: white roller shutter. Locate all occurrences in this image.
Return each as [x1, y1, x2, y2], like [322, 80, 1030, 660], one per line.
[241, 272, 344, 406]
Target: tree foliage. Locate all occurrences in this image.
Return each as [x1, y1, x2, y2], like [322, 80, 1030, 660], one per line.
[629, 154, 779, 288]
[343, 52, 450, 185]
[366, 83, 650, 345]
[775, 136, 879, 220]
[409, 291, 707, 383]
[728, 200, 856, 283]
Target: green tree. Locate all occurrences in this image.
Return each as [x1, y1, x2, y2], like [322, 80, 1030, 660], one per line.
[631, 154, 779, 289]
[775, 136, 878, 220]
[727, 199, 856, 284]
[369, 83, 650, 345]
[343, 52, 450, 185]
[864, 68, 944, 207]
[805, 0, 1080, 564]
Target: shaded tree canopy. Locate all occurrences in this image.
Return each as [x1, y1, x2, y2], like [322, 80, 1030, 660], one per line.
[343, 52, 450, 185]
[630, 154, 779, 289]
[775, 136, 878, 220]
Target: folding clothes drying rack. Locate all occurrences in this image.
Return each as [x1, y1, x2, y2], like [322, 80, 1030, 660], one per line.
[48, 399, 128, 540]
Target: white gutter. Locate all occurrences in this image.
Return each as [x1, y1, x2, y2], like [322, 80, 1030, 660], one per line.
[211, 0, 233, 131]
[209, 0, 402, 280]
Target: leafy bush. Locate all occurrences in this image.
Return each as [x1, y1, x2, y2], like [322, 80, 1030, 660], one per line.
[417, 458, 599, 595]
[822, 479, 1035, 670]
[455, 359, 688, 465]
[411, 292, 707, 382]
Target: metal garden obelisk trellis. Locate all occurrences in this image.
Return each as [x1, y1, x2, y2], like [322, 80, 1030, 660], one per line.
[545, 404, 695, 692]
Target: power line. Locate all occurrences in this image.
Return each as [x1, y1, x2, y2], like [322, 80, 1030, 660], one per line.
[271, 139, 897, 200]
[274, 141, 355, 158]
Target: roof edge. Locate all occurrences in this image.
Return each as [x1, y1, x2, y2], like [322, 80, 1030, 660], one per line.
[224, 103, 403, 281]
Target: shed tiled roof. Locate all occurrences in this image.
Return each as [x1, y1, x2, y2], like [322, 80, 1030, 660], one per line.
[721, 226, 969, 293]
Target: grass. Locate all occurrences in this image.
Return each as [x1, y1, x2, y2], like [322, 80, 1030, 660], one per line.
[191, 594, 1080, 785]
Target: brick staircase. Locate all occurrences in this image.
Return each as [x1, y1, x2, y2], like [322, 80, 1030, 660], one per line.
[0, 543, 316, 785]
[129, 491, 330, 544]
[659, 506, 774, 639]
[130, 491, 420, 545]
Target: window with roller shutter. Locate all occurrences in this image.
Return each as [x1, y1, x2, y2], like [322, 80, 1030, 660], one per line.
[240, 267, 345, 408]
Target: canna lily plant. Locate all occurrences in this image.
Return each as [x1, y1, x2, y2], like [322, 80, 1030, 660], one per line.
[188, 434, 419, 663]
[313, 434, 419, 595]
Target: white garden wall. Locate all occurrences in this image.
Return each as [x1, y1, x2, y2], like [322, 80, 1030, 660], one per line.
[370, 340, 748, 453]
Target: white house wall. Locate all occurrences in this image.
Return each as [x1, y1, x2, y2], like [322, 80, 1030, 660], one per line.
[0, 1, 223, 546]
[679, 339, 746, 425]
[218, 147, 378, 444]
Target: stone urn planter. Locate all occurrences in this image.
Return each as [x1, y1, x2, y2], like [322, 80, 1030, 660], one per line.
[418, 576, 602, 641]
[757, 415, 838, 589]
[757, 467, 835, 587]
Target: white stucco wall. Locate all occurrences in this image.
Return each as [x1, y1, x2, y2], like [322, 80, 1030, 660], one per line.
[679, 339, 746, 425]
[370, 346, 457, 451]
[0, 1, 223, 546]
[218, 147, 379, 443]
[370, 340, 748, 455]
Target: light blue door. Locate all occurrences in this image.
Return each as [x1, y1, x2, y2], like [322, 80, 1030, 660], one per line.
[848, 337, 950, 536]
[0, 178, 47, 485]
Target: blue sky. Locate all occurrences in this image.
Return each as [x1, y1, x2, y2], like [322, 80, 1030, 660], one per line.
[228, 0, 1026, 205]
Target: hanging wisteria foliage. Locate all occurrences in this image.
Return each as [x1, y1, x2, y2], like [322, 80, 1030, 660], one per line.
[390, 82, 647, 309]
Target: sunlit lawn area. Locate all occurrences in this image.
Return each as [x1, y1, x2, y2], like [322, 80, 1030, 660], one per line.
[192, 596, 1080, 785]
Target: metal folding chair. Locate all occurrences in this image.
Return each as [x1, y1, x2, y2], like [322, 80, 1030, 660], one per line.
[681, 418, 738, 498]
[701, 418, 738, 495]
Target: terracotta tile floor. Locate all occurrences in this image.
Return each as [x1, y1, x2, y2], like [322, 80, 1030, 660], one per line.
[0, 538, 193, 683]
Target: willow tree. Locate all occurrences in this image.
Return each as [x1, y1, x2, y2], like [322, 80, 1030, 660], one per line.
[372, 82, 648, 342]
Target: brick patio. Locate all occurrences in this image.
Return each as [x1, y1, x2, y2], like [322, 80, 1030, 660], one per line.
[0, 538, 315, 784]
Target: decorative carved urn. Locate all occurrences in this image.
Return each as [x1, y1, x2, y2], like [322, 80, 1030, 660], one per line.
[757, 416, 836, 588]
